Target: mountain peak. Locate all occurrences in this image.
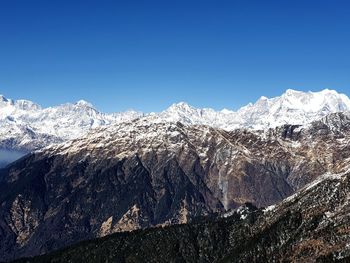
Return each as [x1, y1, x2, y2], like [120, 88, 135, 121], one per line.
[166, 102, 195, 112]
[220, 108, 234, 114]
[0, 94, 8, 102]
[257, 95, 268, 101]
[284, 88, 301, 94]
[15, 99, 41, 111]
[319, 88, 338, 94]
[75, 100, 94, 108]
[283, 88, 341, 96]
[0, 95, 40, 111]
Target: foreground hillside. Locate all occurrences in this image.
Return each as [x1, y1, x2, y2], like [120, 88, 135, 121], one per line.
[2, 112, 350, 261]
[12, 168, 350, 263]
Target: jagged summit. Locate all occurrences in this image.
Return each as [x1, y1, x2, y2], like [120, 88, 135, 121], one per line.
[167, 101, 193, 109]
[0, 97, 142, 151]
[235, 88, 350, 129]
[1, 89, 350, 152]
[0, 94, 9, 102]
[75, 99, 94, 108]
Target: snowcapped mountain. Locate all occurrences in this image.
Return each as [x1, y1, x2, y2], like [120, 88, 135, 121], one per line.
[0, 95, 143, 151]
[1, 88, 350, 153]
[235, 88, 350, 129]
[160, 89, 350, 130]
[2, 89, 350, 260]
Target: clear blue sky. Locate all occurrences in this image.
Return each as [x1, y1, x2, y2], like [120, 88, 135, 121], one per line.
[1, 0, 350, 112]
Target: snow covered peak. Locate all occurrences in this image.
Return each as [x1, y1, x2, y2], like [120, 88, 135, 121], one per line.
[158, 89, 350, 130]
[319, 88, 338, 94]
[279, 89, 350, 109]
[166, 102, 196, 113]
[76, 100, 94, 108]
[220, 108, 235, 114]
[284, 88, 304, 95]
[0, 95, 9, 102]
[0, 96, 141, 151]
[161, 102, 221, 126]
[15, 100, 41, 111]
[234, 89, 350, 129]
[0, 95, 41, 111]
[258, 95, 268, 100]
[0, 95, 13, 107]
[2, 88, 350, 152]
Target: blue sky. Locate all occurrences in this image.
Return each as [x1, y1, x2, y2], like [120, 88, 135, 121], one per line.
[1, 0, 350, 112]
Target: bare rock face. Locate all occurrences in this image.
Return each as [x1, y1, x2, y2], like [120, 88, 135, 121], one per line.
[1, 112, 350, 261]
[15, 169, 350, 263]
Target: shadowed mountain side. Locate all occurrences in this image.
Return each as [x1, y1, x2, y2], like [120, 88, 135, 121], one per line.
[11, 169, 350, 262]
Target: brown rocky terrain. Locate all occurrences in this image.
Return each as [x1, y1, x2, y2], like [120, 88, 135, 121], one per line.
[12, 167, 350, 263]
[1, 112, 350, 261]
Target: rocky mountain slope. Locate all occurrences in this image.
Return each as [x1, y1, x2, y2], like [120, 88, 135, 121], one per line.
[1, 89, 350, 154]
[12, 167, 350, 263]
[2, 112, 350, 261]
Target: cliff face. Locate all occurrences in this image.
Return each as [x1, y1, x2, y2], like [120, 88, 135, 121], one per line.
[13, 169, 350, 263]
[2, 113, 350, 261]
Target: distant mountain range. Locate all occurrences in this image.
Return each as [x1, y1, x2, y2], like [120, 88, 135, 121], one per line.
[1, 89, 350, 153]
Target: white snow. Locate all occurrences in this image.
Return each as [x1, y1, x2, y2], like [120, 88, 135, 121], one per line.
[0, 95, 143, 150]
[157, 89, 350, 130]
[263, 204, 276, 213]
[2, 88, 350, 150]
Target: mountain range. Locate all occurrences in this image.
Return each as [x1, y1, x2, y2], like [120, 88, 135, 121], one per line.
[1, 89, 350, 154]
[2, 88, 350, 261]
[2, 110, 350, 261]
